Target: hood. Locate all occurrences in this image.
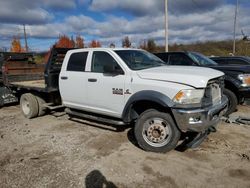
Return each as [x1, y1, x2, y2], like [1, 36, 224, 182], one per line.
[137, 66, 224, 88]
[209, 65, 250, 74]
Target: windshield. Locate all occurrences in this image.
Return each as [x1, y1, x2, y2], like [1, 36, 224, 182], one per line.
[187, 52, 217, 66]
[115, 50, 165, 70]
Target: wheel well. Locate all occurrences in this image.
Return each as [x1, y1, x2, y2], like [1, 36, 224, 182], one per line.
[224, 81, 240, 103]
[127, 100, 172, 123]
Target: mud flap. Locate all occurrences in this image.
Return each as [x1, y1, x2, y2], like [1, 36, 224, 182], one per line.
[186, 131, 209, 149]
[176, 127, 216, 151]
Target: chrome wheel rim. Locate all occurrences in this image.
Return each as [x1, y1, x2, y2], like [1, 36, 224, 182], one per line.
[142, 117, 172, 147]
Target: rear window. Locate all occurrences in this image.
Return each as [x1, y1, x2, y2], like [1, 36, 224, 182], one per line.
[226, 59, 248, 65]
[67, 52, 88, 72]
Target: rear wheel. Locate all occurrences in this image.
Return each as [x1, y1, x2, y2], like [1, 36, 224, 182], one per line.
[35, 95, 46, 117]
[223, 88, 238, 116]
[20, 93, 39, 119]
[134, 109, 181, 153]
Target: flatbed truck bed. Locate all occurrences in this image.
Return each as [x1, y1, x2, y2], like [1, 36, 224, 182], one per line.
[0, 48, 74, 108]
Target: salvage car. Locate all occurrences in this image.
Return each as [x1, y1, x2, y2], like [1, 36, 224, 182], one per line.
[155, 51, 250, 116]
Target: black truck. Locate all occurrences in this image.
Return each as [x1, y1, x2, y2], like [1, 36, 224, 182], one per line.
[155, 51, 250, 116]
[210, 56, 250, 65]
[0, 48, 73, 117]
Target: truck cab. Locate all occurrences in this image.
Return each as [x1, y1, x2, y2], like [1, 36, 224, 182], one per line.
[59, 48, 228, 153]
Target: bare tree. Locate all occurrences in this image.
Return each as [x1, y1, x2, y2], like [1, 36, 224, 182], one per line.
[122, 36, 131, 48]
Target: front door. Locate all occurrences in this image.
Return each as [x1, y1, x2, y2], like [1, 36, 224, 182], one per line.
[85, 51, 126, 118]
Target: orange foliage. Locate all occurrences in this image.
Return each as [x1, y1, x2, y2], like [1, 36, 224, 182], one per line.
[55, 35, 75, 48]
[89, 40, 101, 48]
[10, 37, 24, 52]
[75, 35, 84, 48]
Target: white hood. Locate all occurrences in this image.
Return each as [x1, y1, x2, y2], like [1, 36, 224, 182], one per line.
[137, 66, 224, 88]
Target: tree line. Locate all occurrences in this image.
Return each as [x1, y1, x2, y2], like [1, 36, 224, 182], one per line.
[6, 35, 250, 56]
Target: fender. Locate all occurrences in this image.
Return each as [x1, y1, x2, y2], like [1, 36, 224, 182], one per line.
[224, 74, 242, 89]
[122, 90, 174, 122]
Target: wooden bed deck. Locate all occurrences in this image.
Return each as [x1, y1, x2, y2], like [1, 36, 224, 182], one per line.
[10, 80, 46, 89]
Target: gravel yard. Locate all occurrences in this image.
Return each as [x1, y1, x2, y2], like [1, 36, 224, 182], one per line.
[0, 105, 250, 188]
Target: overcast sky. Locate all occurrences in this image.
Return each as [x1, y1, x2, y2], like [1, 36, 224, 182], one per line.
[0, 0, 249, 51]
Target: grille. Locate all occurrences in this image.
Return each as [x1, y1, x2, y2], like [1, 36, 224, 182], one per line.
[202, 76, 224, 107]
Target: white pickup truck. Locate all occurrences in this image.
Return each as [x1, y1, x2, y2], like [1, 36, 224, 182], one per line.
[58, 48, 228, 153]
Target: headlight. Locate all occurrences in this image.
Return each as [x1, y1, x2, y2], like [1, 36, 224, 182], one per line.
[238, 74, 250, 87]
[173, 89, 205, 104]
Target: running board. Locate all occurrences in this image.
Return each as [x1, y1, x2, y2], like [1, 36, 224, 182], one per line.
[65, 108, 125, 126]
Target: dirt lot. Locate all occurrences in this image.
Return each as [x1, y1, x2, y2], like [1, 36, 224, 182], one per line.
[0, 105, 250, 188]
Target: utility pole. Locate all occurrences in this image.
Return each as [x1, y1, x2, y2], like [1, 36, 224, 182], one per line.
[233, 0, 239, 55]
[165, 0, 169, 52]
[23, 24, 28, 52]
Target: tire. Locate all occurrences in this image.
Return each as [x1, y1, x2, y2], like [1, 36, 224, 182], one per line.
[20, 93, 39, 119]
[35, 95, 46, 117]
[134, 109, 181, 153]
[223, 88, 238, 116]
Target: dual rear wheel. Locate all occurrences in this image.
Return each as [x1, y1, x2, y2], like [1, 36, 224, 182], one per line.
[20, 93, 46, 119]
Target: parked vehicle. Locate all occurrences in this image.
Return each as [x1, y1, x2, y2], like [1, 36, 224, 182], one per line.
[155, 51, 250, 116]
[1, 48, 228, 153]
[210, 56, 250, 65]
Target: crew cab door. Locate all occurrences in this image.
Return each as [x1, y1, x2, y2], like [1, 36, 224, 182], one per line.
[84, 51, 126, 117]
[59, 51, 89, 108]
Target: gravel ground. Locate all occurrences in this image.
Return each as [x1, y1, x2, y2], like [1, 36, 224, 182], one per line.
[0, 105, 250, 188]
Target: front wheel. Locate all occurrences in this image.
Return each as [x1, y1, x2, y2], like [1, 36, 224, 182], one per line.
[223, 88, 238, 116]
[134, 109, 181, 153]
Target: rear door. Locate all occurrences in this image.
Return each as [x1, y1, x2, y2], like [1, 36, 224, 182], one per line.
[59, 51, 89, 108]
[84, 51, 126, 117]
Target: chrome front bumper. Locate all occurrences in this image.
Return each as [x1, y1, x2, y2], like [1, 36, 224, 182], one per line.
[172, 96, 228, 132]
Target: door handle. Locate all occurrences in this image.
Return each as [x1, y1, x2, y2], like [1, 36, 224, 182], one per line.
[61, 76, 68, 80]
[88, 78, 97, 82]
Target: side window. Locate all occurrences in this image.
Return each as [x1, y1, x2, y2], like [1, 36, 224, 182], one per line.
[91, 51, 123, 73]
[67, 52, 88, 72]
[155, 53, 167, 63]
[169, 54, 194, 65]
[227, 59, 248, 65]
[213, 59, 227, 65]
